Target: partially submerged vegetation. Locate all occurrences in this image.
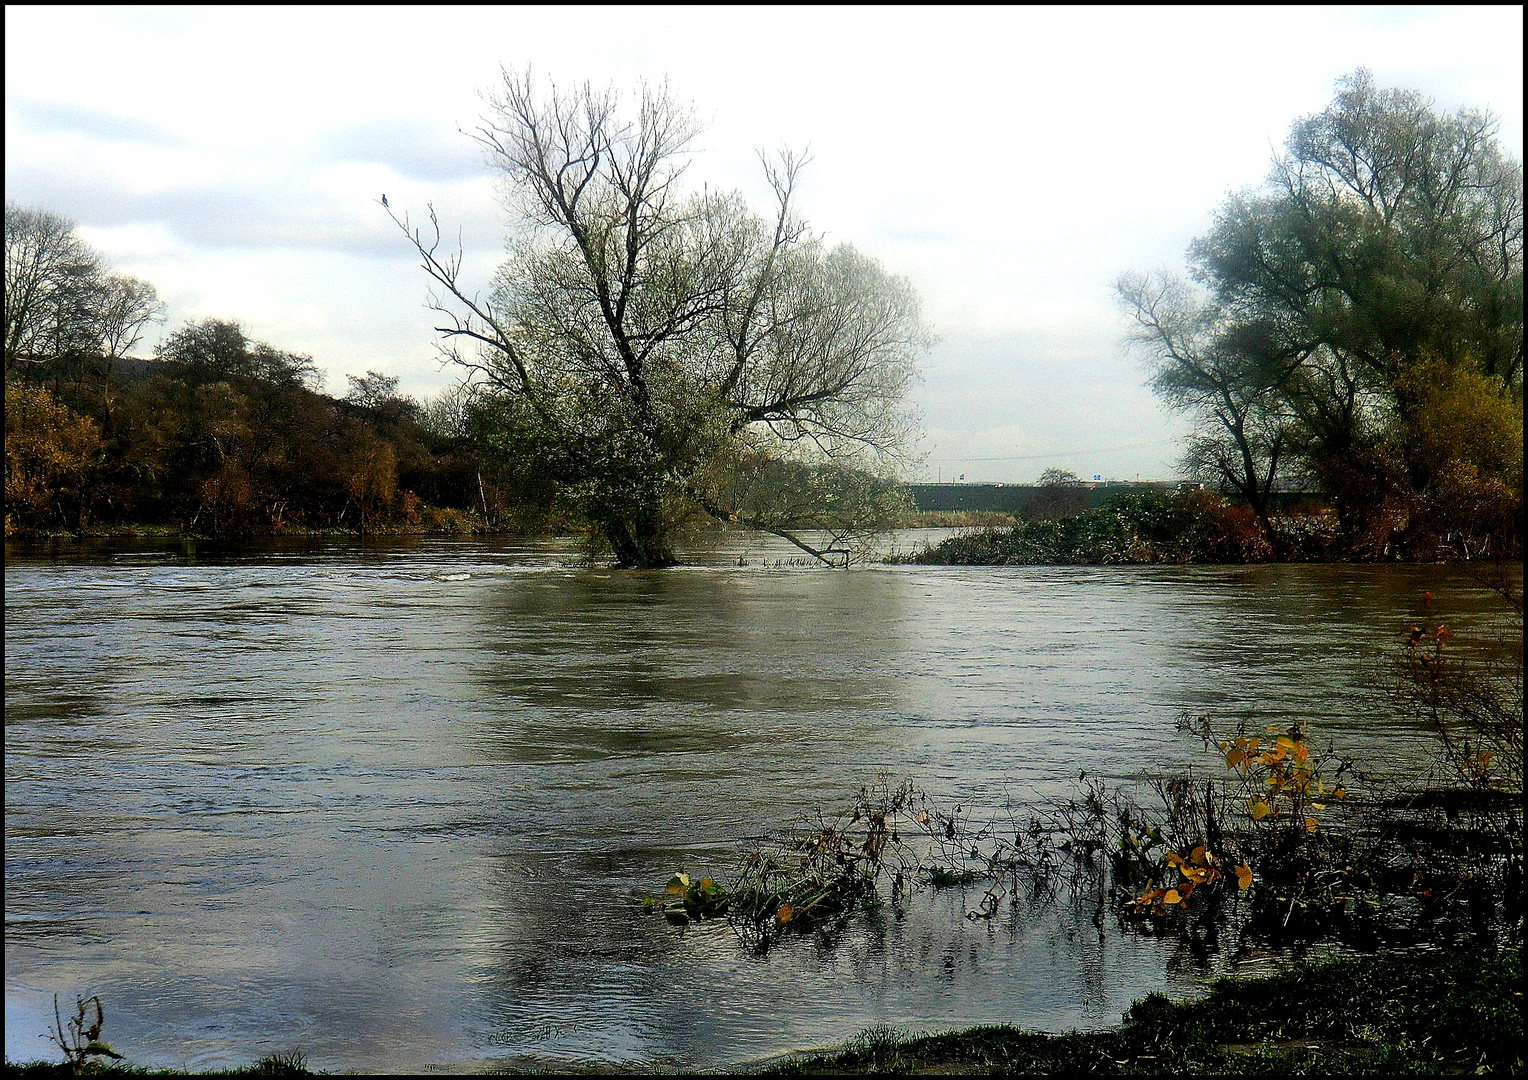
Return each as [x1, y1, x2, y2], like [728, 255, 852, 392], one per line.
[642, 585, 1523, 1074]
[901, 487, 1302, 565]
[5, 995, 309, 1076]
[901, 485, 1521, 566]
[648, 589, 1522, 968]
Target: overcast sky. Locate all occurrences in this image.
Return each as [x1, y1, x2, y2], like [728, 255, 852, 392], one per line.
[6, 6, 1522, 481]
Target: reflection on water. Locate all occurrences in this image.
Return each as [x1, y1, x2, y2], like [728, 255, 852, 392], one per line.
[4, 535, 1518, 1071]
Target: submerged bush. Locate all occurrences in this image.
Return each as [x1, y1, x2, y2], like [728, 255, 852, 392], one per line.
[898, 488, 1339, 565]
[650, 602, 1522, 960]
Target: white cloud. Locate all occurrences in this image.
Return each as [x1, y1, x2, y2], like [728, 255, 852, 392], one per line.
[5, 5, 1521, 479]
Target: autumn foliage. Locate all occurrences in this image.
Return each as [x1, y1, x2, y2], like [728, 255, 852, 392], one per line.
[4, 321, 537, 537]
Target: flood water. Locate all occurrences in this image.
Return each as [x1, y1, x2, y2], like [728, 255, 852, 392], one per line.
[4, 533, 1518, 1072]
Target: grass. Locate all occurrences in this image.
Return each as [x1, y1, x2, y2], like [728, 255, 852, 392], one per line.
[2, 1052, 310, 1077]
[762, 947, 1523, 1075]
[3, 951, 1518, 1074]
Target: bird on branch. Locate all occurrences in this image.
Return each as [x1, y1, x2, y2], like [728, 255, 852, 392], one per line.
[381, 194, 389, 208]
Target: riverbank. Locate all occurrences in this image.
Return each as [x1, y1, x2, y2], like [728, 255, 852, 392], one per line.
[898, 487, 1522, 566]
[3, 949, 1517, 1075]
[765, 947, 1522, 1075]
[3, 510, 1007, 542]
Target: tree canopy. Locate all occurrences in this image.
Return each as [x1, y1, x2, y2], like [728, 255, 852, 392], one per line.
[390, 71, 930, 567]
[1121, 69, 1522, 558]
[2, 208, 509, 539]
[5, 203, 165, 374]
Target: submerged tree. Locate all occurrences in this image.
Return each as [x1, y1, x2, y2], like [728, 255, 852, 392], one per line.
[389, 70, 929, 567]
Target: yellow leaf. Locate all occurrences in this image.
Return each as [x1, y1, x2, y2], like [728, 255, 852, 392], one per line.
[664, 873, 690, 895]
[1163, 889, 1182, 905]
[1333, 787, 1347, 800]
[1310, 803, 1326, 810]
[775, 903, 793, 925]
[1304, 817, 1318, 832]
[1235, 865, 1253, 890]
[1248, 800, 1272, 820]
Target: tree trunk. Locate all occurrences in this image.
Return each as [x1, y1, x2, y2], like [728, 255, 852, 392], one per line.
[600, 503, 677, 568]
[1247, 493, 1284, 560]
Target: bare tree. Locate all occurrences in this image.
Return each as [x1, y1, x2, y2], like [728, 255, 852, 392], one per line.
[95, 274, 165, 364]
[4, 203, 103, 369]
[388, 69, 929, 567]
[1117, 272, 1301, 546]
[417, 381, 479, 441]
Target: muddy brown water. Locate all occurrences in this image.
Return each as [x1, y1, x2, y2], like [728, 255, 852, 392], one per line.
[4, 534, 1517, 1071]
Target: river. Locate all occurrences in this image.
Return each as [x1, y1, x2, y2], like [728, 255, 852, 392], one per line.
[3, 533, 1517, 1071]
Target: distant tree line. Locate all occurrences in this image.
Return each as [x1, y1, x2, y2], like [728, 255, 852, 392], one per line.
[1119, 70, 1522, 562]
[4, 203, 536, 537]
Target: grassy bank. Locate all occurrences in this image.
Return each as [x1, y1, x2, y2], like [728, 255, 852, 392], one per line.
[1, 1052, 310, 1077]
[765, 947, 1522, 1075]
[5, 950, 1517, 1075]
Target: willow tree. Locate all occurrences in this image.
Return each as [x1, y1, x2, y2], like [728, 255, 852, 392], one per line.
[389, 71, 928, 567]
[1123, 69, 1522, 553]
